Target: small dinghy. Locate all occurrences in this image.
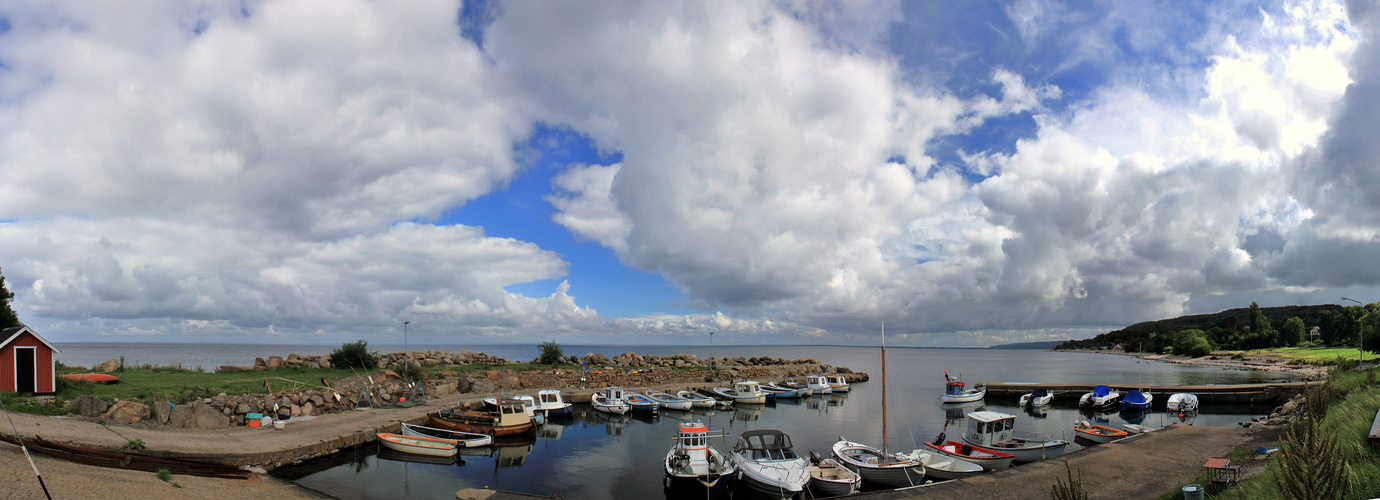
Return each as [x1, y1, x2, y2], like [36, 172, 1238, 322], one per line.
[592, 386, 631, 415]
[1122, 423, 1156, 435]
[645, 390, 694, 411]
[776, 381, 814, 397]
[807, 451, 861, 497]
[400, 422, 493, 448]
[676, 390, 720, 408]
[1073, 420, 1128, 444]
[1166, 393, 1199, 412]
[761, 383, 806, 398]
[831, 438, 925, 488]
[902, 448, 985, 480]
[378, 433, 456, 457]
[711, 381, 769, 404]
[1019, 388, 1052, 407]
[920, 435, 1015, 471]
[623, 392, 661, 413]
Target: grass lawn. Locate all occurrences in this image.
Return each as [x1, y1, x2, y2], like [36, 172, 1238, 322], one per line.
[1222, 346, 1367, 366]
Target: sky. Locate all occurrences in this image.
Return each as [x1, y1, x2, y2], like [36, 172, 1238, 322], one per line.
[1, 0, 1378, 347]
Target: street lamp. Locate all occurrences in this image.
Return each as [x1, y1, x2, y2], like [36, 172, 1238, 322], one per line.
[709, 331, 715, 371]
[1342, 297, 1368, 370]
[404, 321, 411, 375]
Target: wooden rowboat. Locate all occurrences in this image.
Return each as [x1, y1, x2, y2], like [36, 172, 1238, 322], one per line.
[400, 422, 493, 447]
[378, 433, 456, 457]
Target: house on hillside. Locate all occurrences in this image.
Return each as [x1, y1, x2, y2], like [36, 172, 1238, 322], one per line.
[1, 325, 60, 394]
[1309, 326, 1321, 337]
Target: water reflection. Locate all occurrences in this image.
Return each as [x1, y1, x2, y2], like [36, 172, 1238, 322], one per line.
[734, 404, 764, 421]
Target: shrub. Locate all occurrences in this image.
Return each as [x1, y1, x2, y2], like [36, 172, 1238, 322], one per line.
[389, 362, 424, 382]
[329, 340, 377, 370]
[1272, 418, 1352, 499]
[1051, 462, 1088, 500]
[156, 468, 172, 482]
[539, 341, 563, 365]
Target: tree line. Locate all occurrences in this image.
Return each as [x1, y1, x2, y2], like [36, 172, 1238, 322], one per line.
[1057, 301, 1380, 357]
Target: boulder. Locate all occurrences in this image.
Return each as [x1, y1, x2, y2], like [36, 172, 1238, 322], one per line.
[433, 383, 456, 397]
[457, 377, 474, 393]
[266, 356, 283, 369]
[170, 404, 196, 428]
[192, 401, 230, 429]
[71, 395, 109, 417]
[94, 359, 121, 373]
[105, 401, 150, 424]
[301, 402, 314, 415]
[155, 401, 173, 424]
[236, 403, 251, 414]
[470, 378, 496, 394]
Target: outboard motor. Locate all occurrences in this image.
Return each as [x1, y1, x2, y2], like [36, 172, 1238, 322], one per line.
[809, 450, 823, 465]
[934, 432, 946, 445]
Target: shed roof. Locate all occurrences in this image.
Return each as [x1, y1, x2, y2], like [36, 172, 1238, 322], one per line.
[0, 325, 60, 353]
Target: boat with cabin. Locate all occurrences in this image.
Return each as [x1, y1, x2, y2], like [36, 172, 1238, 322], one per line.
[711, 381, 769, 404]
[533, 389, 573, 418]
[645, 390, 694, 411]
[1166, 392, 1199, 412]
[481, 394, 545, 425]
[1078, 385, 1121, 409]
[730, 429, 810, 498]
[663, 421, 735, 497]
[826, 375, 851, 393]
[806, 375, 833, 395]
[960, 411, 1067, 463]
[591, 386, 631, 415]
[428, 400, 536, 437]
[941, 370, 985, 403]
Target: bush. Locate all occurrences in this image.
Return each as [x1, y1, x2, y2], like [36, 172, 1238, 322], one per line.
[539, 341, 563, 365]
[329, 340, 377, 370]
[389, 362, 424, 382]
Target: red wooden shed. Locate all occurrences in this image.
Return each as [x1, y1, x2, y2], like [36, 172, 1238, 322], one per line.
[1, 325, 60, 394]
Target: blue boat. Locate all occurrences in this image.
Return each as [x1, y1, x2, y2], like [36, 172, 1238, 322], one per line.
[622, 392, 661, 413]
[1120, 390, 1152, 410]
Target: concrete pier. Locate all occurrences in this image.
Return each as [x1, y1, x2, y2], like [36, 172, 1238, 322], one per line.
[981, 381, 1314, 405]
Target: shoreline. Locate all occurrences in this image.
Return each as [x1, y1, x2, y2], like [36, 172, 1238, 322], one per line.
[1054, 348, 1329, 380]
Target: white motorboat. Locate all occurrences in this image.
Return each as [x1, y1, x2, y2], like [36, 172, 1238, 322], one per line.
[1166, 392, 1199, 412]
[710, 381, 768, 404]
[676, 390, 721, 408]
[644, 390, 694, 411]
[592, 386, 631, 415]
[941, 370, 985, 403]
[806, 451, 861, 497]
[960, 411, 1068, 463]
[1019, 388, 1053, 407]
[663, 421, 735, 496]
[806, 375, 833, 395]
[377, 432, 456, 457]
[901, 448, 984, 480]
[826, 375, 851, 393]
[533, 389, 573, 418]
[399, 422, 493, 448]
[731, 429, 810, 498]
[1078, 385, 1121, 409]
[832, 438, 926, 488]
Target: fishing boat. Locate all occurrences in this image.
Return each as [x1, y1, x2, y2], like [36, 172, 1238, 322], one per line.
[1166, 393, 1199, 412]
[806, 451, 861, 497]
[831, 323, 925, 488]
[623, 392, 661, 413]
[400, 422, 493, 448]
[825, 375, 851, 393]
[1078, 385, 1121, 409]
[377, 433, 456, 457]
[533, 389, 574, 418]
[663, 421, 735, 497]
[806, 375, 833, 395]
[960, 411, 1067, 463]
[760, 383, 806, 398]
[645, 390, 694, 411]
[730, 429, 810, 498]
[428, 401, 536, 437]
[1073, 420, 1128, 444]
[676, 390, 720, 408]
[901, 448, 985, 480]
[941, 370, 985, 403]
[481, 394, 545, 425]
[920, 435, 1015, 471]
[592, 386, 631, 415]
[1019, 388, 1052, 407]
[710, 381, 769, 404]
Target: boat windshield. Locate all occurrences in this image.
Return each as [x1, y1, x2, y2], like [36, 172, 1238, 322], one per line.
[735, 430, 797, 461]
[541, 393, 558, 403]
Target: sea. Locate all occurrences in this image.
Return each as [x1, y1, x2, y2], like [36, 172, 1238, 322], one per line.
[54, 343, 1297, 499]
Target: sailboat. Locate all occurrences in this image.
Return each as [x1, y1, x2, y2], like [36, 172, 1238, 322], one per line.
[831, 322, 926, 488]
[1121, 358, 1152, 410]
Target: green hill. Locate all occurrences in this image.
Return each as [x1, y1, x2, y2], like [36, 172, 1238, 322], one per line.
[1055, 303, 1358, 353]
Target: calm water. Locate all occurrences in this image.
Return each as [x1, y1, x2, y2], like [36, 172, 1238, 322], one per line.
[262, 346, 1295, 499]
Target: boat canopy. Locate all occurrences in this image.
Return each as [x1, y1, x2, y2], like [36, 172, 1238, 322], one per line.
[1123, 391, 1150, 404]
[1093, 385, 1111, 396]
[735, 430, 798, 461]
[1031, 388, 1048, 397]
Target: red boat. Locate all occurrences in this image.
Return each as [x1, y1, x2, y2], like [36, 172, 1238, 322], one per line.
[920, 438, 1014, 471]
[58, 373, 120, 384]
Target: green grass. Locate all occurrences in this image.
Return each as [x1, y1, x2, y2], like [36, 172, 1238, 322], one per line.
[51, 365, 360, 406]
[1222, 346, 1367, 366]
[1158, 368, 1380, 499]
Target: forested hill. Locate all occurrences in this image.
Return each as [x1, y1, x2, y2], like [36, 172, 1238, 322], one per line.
[1055, 303, 1353, 353]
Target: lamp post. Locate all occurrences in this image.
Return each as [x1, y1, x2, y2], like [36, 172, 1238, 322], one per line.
[404, 321, 411, 375]
[1342, 297, 1368, 370]
[709, 331, 715, 371]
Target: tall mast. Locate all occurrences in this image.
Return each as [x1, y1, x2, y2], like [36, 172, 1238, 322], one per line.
[881, 321, 887, 453]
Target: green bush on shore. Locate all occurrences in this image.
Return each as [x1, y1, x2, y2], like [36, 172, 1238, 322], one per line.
[329, 340, 377, 370]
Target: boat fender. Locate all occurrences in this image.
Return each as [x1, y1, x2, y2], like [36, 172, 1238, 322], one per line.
[664, 476, 672, 488]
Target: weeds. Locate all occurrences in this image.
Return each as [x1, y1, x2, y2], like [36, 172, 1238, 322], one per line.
[1051, 462, 1088, 500]
[156, 468, 172, 481]
[125, 439, 146, 453]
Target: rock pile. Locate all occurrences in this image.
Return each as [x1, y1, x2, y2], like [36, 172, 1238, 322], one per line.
[1241, 392, 1307, 428]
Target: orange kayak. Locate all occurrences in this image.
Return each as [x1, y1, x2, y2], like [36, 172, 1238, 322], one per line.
[59, 373, 120, 383]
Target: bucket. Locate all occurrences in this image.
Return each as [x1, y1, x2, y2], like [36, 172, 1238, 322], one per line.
[273, 420, 286, 430]
[1182, 484, 1203, 500]
[247, 419, 261, 427]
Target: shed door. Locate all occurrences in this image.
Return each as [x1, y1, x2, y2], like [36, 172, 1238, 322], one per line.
[15, 347, 36, 394]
